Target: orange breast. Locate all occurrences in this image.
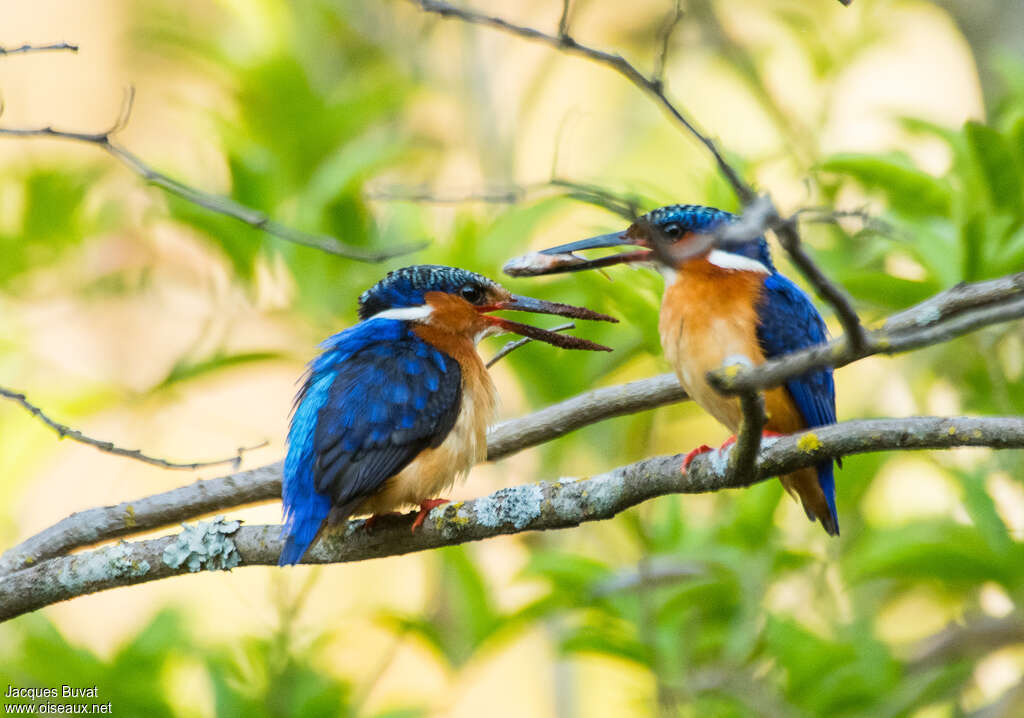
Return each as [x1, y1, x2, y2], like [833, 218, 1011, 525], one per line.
[658, 259, 804, 434]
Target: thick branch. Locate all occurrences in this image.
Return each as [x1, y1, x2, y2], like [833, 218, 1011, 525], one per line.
[2, 415, 1020, 621]
[0, 373, 688, 575]
[0, 385, 266, 471]
[0, 105, 422, 262]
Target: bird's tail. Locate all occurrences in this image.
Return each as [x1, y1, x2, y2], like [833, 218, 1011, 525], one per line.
[279, 491, 331, 566]
[781, 462, 839, 536]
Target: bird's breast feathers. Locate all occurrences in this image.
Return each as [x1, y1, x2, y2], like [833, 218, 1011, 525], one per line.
[659, 259, 769, 430]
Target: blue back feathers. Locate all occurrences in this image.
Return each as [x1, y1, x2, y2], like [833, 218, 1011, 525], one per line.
[279, 315, 463, 565]
[754, 273, 839, 535]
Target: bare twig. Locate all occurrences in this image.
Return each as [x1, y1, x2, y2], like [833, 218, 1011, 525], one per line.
[0, 94, 423, 262]
[0, 42, 78, 56]
[409, 0, 755, 204]
[367, 177, 645, 220]
[487, 322, 576, 367]
[0, 385, 267, 471]
[652, 0, 684, 88]
[2, 415, 1021, 621]
[557, 0, 571, 37]
[771, 212, 869, 353]
[0, 373, 688, 575]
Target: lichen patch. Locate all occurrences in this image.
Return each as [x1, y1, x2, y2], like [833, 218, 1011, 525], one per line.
[162, 517, 242, 573]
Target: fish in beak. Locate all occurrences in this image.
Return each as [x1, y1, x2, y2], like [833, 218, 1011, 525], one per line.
[503, 231, 653, 277]
[478, 293, 617, 351]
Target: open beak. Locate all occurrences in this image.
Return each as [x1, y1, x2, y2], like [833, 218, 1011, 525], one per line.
[480, 294, 617, 351]
[502, 231, 652, 277]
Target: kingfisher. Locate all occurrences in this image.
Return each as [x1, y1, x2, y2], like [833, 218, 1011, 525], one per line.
[506, 205, 839, 535]
[279, 264, 617, 565]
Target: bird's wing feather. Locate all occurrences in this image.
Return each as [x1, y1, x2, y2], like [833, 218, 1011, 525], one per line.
[280, 318, 461, 564]
[755, 273, 836, 428]
[755, 273, 840, 535]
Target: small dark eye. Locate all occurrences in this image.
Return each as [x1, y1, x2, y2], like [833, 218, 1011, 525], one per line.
[662, 222, 683, 239]
[460, 284, 485, 304]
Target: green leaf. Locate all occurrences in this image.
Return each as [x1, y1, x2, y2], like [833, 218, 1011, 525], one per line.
[959, 471, 1013, 555]
[821, 154, 952, 217]
[965, 120, 1024, 214]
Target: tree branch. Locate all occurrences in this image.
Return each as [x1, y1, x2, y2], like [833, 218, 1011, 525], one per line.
[0, 93, 423, 262]
[0, 373, 689, 576]
[0, 42, 78, 56]
[2, 415, 1020, 621]
[0, 385, 267, 471]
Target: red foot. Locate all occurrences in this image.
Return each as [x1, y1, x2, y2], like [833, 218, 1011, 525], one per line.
[682, 445, 713, 473]
[761, 430, 783, 439]
[411, 498, 451, 532]
[719, 435, 737, 450]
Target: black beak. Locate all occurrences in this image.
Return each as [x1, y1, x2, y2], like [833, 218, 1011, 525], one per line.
[503, 231, 651, 277]
[481, 294, 617, 351]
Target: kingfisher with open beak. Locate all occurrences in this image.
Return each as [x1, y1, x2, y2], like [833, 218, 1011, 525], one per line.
[505, 205, 839, 536]
[279, 264, 617, 565]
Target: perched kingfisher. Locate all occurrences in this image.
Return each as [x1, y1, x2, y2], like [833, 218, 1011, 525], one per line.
[279, 264, 617, 565]
[506, 205, 839, 535]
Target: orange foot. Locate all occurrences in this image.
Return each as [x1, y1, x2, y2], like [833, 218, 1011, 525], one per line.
[682, 445, 713, 473]
[411, 498, 451, 533]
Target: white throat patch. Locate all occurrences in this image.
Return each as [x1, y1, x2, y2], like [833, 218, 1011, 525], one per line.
[706, 249, 771, 274]
[371, 305, 435, 322]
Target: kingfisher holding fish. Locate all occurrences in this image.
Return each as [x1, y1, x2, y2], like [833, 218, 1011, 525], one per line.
[506, 205, 840, 536]
[279, 264, 617, 565]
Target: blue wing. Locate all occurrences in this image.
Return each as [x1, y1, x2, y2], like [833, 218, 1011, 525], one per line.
[279, 318, 462, 564]
[755, 273, 839, 534]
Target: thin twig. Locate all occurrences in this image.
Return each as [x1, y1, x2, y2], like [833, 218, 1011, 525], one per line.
[487, 322, 576, 367]
[653, 0, 684, 88]
[0, 385, 268, 471]
[2, 415, 1021, 621]
[409, 0, 755, 204]
[557, 0, 571, 37]
[0, 93, 423, 262]
[0, 42, 78, 56]
[771, 212, 869, 353]
[367, 177, 645, 220]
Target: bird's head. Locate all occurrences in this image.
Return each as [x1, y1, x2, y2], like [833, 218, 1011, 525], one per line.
[503, 204, 775, 277]
[358, 265, 616, 351]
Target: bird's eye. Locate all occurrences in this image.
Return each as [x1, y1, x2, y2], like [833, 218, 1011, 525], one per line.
[460, 284, 485, 304]
[662, 222, 683, 240]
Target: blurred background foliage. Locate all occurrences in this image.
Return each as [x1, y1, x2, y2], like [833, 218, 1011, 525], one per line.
[0, 0, 1022, 716]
